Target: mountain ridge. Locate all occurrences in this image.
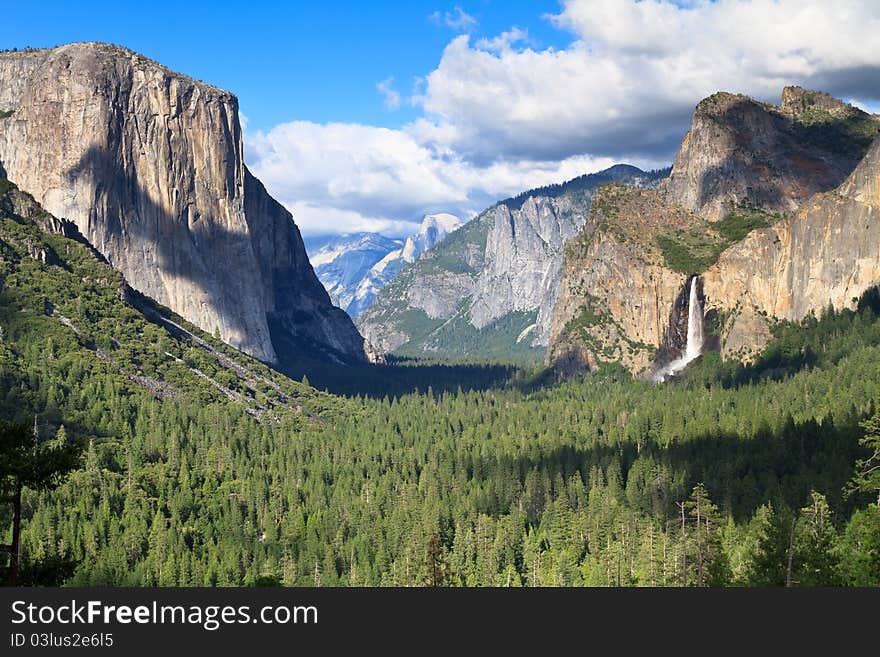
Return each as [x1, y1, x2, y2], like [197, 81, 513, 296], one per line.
[306, 213, 462, 318]
[548, 86, 880, 377]
[0, 41, 367, 366]
[357, 164, 667, 357]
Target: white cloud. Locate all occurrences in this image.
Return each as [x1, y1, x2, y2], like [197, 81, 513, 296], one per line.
[376, 77, 401, 110]
[429, 6, 478, 32]
[287, 202, 421, 238]
[474, 28, 531, 54]
[245, 120, 636, 236]
[418, 0, 880, 161]
[246, 0, 880, 236]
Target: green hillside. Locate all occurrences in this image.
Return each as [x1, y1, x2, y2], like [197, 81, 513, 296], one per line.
[1, 178, 878, 587]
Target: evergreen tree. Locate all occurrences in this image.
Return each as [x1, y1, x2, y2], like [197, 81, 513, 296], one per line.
[792, 492, 839, 587]
[0, 421, 81, 585]
[423, 534, 454, 587]
[849, 413, 880, 505]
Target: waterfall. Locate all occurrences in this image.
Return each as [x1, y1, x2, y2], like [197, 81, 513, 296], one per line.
[653, 276, 704, 382]
[683, 276, 705, 361]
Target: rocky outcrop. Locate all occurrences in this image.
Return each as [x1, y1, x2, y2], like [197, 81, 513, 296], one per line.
[546, 186, 699, 375]
[548, 87, 880, 376]
[702, 136, 880, 359]
[358, 164, 665, 357]
[0, 42, 366, 364]
[470, 195, 586, 346]
[662, 86, 877, 221]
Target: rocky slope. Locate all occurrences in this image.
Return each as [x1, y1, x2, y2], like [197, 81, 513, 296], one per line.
[663, 86, 877, 221]
[547, 185, 704, 374]
[358, 165, 666, 357]
[0, 42, 366, 365]
[548, 87, 880, 377]
[0, 177, 337, 421]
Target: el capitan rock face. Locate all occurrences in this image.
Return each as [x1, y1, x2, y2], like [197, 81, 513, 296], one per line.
[548, 87, 880, 376]
[0, 42, 366, 364]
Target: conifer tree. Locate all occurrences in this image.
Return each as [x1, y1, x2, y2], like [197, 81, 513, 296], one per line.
[0, 421, 81, 585]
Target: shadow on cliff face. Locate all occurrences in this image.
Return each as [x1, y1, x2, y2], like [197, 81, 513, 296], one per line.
[63, 144, 364, 367]
[65, 144, 264, 346]
[692, 98, 876, 215]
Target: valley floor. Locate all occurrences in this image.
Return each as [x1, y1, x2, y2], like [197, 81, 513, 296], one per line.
[5, 291, 880, 586]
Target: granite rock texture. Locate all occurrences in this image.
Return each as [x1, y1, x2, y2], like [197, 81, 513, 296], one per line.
[0, 43, 366, 364]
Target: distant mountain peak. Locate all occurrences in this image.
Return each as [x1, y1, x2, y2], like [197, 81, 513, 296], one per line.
[307, 214, 462, 318]
[357, 165, 667, 357]
[401, 213, 463, 263]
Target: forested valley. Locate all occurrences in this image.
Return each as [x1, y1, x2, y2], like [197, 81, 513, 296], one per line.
[1, 181, 879, 587]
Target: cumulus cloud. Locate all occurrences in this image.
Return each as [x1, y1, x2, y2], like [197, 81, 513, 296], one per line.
[474, 28, 531, 54]
[429, 6, 478, 32]
[246, 0, 880, 236]
[376, 77, 401, 110]
[418, 0, 880, 162]
[244, 120, 633, 236]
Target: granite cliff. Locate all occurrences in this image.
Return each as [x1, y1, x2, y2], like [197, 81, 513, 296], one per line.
[0, 42, 366, 365]
[703, 136, 880, 361]
[358, 165, 665, 358]
[662, 86, 876, 221]
[548, 87, 880, 377]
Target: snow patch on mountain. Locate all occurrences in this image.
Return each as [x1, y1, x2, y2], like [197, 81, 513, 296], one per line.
[307, 214, 462, 318]
[401, 214, 463, 263]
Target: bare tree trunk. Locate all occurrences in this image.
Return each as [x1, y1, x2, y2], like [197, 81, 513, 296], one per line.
[10, 483, 22, 586]
[679, 502, 687, 587]
[696, 495, 703, 587]
[786, 518, 796, 588]
[663, 519, 669, 586]
[705, 516, 712, 585]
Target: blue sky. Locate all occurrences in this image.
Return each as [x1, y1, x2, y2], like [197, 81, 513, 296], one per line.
[1, 0, 568, 131]
[4, 1, 880, 237]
